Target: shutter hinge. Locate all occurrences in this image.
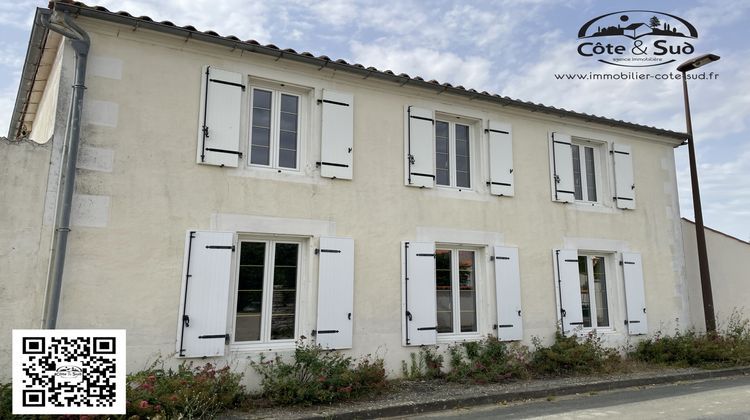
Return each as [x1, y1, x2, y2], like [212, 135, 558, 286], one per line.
[206, 245, 235, 251]
[315, 248, 342, 255]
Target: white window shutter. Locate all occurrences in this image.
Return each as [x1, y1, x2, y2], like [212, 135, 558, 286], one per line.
[488, 122, 514, 196]
[549, 133, 575, 203]
[493, 246, 523, 341]
[612, 143, 636, 209]
[315, 237, 355, 349]
[177, 231, 234, 357]
[622, 252, 648, 335]
[553, 249, 583, 335]
[197, 66, 243, 167]
[402, 241, 437, 346]
[320, 90, 354, 179]
[406, 106, 435, 188]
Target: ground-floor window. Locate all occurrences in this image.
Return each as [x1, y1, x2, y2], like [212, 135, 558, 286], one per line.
[235, 239, 300, 342]
[435, 247, 477, 334]
[578, 255, 610, 328]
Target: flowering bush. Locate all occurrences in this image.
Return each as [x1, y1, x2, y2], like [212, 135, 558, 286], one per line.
[126, 362, 244, 419]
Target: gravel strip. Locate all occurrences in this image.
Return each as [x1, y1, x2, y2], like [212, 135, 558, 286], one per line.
[221, 366, 750, 419]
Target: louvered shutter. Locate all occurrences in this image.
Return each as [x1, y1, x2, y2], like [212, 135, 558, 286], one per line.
[319, 90, 354, 179]
[197, 66, 243, 167]
[406, 106, 435, 188]
[315, 237, 355, 349]
[550, 133, 575, 203]
[402, 241, 437, 346]
[488, 122, 514, 196]
[553, 249, 583, 335]
[494, 246, 523, 341]
[622, 252, 648, 335]
[177, 231, 234, 357]
[612, 143, 636, 209]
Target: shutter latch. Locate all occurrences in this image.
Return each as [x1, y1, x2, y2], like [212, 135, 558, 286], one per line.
[202, 125, 209, 138]
[182, 315, 190, 327]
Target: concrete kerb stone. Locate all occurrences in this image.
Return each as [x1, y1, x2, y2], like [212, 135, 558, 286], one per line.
[295, 366, 750, 419]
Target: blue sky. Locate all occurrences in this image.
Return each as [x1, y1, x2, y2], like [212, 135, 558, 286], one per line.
[1, 0, 748, 240]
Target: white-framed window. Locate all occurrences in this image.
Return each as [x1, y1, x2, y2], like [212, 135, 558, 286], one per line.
[435, 118, 472, 188]
[248, 85, 304, 170]
[577, 254, 610, 329]
[233, 238, 302, 343]
[435, 247, 478, 334]
[571, 141, 601, 202]
[554, 248, 646, 336]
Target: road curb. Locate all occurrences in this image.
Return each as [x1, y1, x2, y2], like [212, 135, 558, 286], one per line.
[309, 366, 750, 419]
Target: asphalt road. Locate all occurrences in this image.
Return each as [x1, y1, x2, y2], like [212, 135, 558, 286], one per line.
[405, 375, 750, 419]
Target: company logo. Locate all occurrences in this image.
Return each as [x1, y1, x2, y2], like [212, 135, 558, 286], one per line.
[577, 10, 698, 67]
[55, 364, 83, 383]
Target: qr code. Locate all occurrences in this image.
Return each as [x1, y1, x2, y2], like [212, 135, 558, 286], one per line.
[12, 329, 126, 415]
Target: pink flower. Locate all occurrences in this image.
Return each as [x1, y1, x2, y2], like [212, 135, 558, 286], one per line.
[139, 400, 150, 409]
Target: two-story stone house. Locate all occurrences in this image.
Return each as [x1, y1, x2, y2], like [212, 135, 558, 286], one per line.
[1, 1, 691, 379]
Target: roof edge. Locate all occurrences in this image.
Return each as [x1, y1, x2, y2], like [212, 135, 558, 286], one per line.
[682, 218, 749, 245]
[47, 1, 687, 142]
[9, 8, 52, 139]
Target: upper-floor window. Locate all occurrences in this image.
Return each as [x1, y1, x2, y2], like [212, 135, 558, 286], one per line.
[250, 88, 300, 170]
[435, 120, 471, 188]
[571, 142, 599, 202]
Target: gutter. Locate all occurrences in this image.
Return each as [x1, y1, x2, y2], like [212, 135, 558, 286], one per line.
[7, 9, 50, 139]
[40, 10, 90, 329]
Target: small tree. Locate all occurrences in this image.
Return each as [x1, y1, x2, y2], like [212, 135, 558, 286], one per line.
[649, 16, 661, 28]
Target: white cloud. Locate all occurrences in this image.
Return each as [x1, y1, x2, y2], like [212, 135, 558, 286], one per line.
[677, 142, 750, 240]
[350, 41, 493, 90]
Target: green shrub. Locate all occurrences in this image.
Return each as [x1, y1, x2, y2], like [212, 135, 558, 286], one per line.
[401, 346, 444, 380]
[631, 314, 750, 368]
[446, 336, 530, 383]
[530, 331, 622, 376]
[126, 361, 244, 419]
[251, 343, 387, 405]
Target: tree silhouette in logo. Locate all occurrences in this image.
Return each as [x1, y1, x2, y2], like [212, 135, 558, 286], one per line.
[649, 16, 661, 28]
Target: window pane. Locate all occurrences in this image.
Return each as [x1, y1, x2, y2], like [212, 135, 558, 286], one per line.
[458, 251, 476, 332]
[253, 89, 272, 109]
[435, 249, 453, 333]
[236, 291, 263, 342]
[236, 242, 266, 342]
[455, 125, 470, 188]
[252, 108, 271, 129]
[436, 122, 450, 186]
[280, 94, 298, 114]
[250, 145, 270, 165]
[435, 120, 449, 138]
[271, 243, 298, 340]
[572, 144, 583, 200]
[455, 124, 469, 142]
[456, 170, 470, 188]
[251, 127, 271, 147]
[585, 147, 597, 201]
[592, 256, 609, 327]
[279, 130, 297, 151]
[278, 149, 297, 169]
[280, 111, 298, 132]
[240, 241, 265, 265]
[578, 256, 592, 328]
